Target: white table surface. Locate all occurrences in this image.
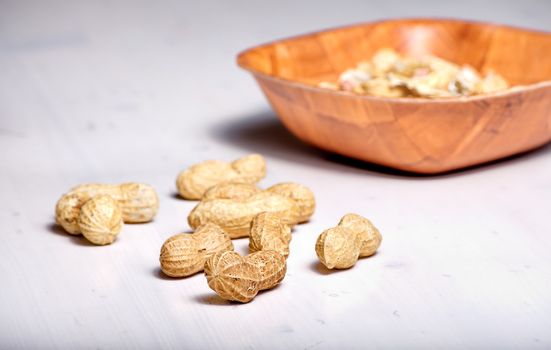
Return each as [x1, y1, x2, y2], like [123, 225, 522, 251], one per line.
[1, 1, 551, 349]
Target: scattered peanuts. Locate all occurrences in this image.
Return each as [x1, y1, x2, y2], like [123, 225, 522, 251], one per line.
[159, 223, 234, 277]
[56, 153, 386, 304]
[55, 183, 159, 234]
[176, 154, 266, 200]
[249, 212, 292, 258]
[204, 250, 287, 303]
[316, 214, 382, 269]
[188, 182, 315, 238]
[78, 195, 123, 245]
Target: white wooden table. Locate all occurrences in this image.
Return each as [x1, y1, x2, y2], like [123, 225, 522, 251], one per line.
[1, 1, 550, 348]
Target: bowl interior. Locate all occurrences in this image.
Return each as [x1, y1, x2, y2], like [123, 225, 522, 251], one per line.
[238, 19, 551, 88]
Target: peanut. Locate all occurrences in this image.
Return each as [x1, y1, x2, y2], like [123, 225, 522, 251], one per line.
[203, 182, 262, 201]
[159, 223, 233, 277]
[339, 213, 382, 257]
[56, 193, 87, 235]
[176, 154, 266, 200]
[266, 183, 316, 223]
[315, 214, 382, 269]
[55, 183, 159, 234]
[189, 191, 296, 238]
[188, 182, 314, 238]
[78, 195, 123, 245]
[249, 212, 291, 258]
[204, 250, 286, 303]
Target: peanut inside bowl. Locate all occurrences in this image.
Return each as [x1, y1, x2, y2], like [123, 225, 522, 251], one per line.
[318, 48, 510, 98]
[238, 19, 551, 96]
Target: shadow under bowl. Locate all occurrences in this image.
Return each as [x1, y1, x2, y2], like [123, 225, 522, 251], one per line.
[237, 18, 551, 174]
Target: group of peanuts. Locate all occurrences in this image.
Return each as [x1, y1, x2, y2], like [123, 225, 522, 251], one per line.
[55, 183, 159, 244]
[54, 154, 382, 303]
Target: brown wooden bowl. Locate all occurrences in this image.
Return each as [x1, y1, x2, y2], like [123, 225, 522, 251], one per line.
[237, 18, 551, 174]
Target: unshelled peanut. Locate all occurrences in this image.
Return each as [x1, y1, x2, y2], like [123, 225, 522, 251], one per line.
[78, 195, 123, 245]
[204, 250, 286, 303]
[249, 212, 291, 258]
[159, 223, 234, 277]
[202, 182, 262, 201]
[315, 214, 382, 269]
[55, 183, 159, 234]
[176, 154, 266, 200]
[188, 182, 314, 238]
[266, 183, 316, 223]
[339, 213, 382, 257]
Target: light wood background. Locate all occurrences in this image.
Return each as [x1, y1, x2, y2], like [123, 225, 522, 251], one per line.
[1, 0, 550, 349]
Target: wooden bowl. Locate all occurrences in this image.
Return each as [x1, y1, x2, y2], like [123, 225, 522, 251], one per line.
[237, 18, 551, 174]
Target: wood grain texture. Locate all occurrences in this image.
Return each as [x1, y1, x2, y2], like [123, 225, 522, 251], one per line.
[238, 19, 551, 173]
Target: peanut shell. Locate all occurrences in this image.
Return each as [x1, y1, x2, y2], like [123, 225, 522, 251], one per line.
[78, 195, 123, 245]
[176, 154, 266, 200]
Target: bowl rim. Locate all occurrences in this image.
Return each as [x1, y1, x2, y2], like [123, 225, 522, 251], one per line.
[237, 17, 551, 104]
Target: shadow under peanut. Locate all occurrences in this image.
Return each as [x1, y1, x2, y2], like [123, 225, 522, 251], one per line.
[46, 222, 96, 247]
[309, 251, 381, 275]
[193, 283, 284, 306]
[151, 267, 185, 281]
[309, 260, 345, 275]
[193, 293, 234, 306]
